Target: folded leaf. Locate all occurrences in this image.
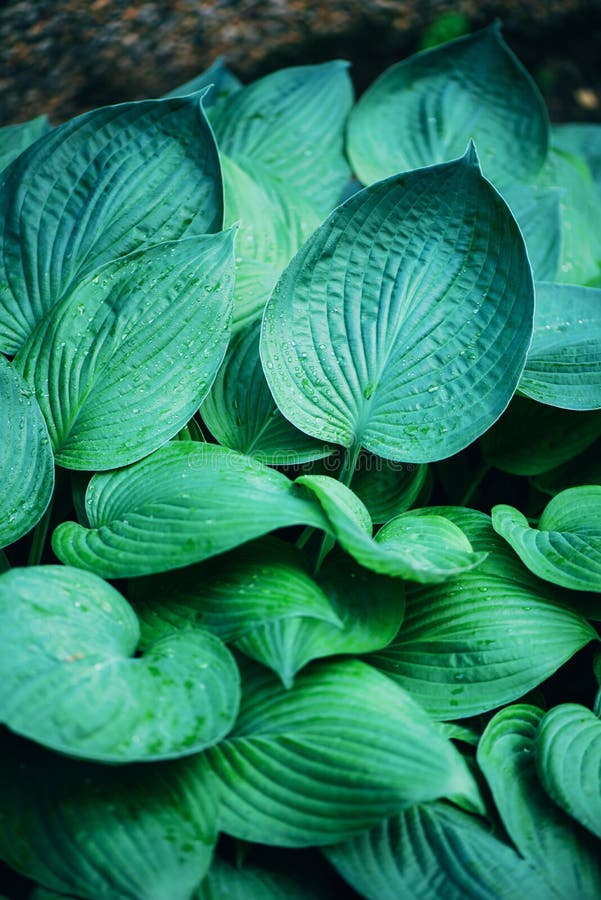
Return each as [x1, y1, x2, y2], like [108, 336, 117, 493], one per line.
[535, 703, 601, 839]
[15, 233, 235, 470]
[206, 658, 480, 846]
[262, 149, 533, 463]
[52, 443, 329, 578]
[368, 508, 597, 717]
[493, 486, 601, 592]
[347, 24, 548, 189]
[0, 355, 54, 549]
[0, 731, 217, 900]
[478, 705, 601, 896]
[0, 97, 223, 354]
[0, 115, 50, 172]
[0, 565, 239, 761]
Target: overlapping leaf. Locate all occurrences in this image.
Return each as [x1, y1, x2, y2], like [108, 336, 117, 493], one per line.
[352, 457, 428, 524]
[493, 486, 601, 592]
[347, 24, 548, 188]
[0, 115, 50, 172]
[205, 658, 480, 846]
[196, 857, 315, 900]
[0, 354, 54, 548]
[261, 150, 534, 463]
[367, 508, 596, 718]
[14, 233, 235, 470]
[502, 184, 562, 281]
[553, 123, 601, 199]
[0, 732, 218, 900]
[0, 97, 223, 354]
[163, 57, 242, 104]
[533, 439, 601, 495]
[0, 566, 240, 761]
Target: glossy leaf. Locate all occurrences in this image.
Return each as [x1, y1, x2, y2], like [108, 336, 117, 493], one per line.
[493, 486, 601, 592]
[352, 457, 428, 524]
[211, 62, 353, 215]
[519, 281, 601, 410]
[347, 24, 548, 189]
[0, 565, 240, 761]
[0, 355, 54, 549]
[0, 115, 50, 172]
[325, 802, 546, 900]
[0, 731, 217, 900]
[0, 97, 223, 354]
[206, 658, 480, 846]
[201, 322, 330, 464]
[478, 705, 601, 895]
[52, 443, 329, 578]
[368, 508, 596, 718]
[14, 233, 235, 470]
[261, 150, 533, 463]
[196, 857, 314, 900]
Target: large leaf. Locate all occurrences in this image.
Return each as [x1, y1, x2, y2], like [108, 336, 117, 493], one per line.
[553, 123, 601, 198]
[519, 281, 601, 410]
[211, 62, 353, 215]
[0, 565, 240, 761]
[0, 97, 223, 355]
[201, 322, 329, 464]
[14, 233, 235, 470]
[535, 703, 601, 840]
[492, 486, 601, 593]
[347, 24, 548, 189]
[0, 731, 217, 900]
[477, 705, 601, 896]
[0, 115, 50, 172]
[205, 657, 480, 846]
[325, 802, 547, 900]
[0, 354, 54, 548]
[367, 508, 596, 718]
[52, 443, 329, 578]
[502, 184, 562, 282]
[261, 149, 533, 463]
[196, 857, 314, 900]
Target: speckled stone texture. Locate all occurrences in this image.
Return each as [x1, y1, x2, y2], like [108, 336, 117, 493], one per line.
[1, 0, 601, 125]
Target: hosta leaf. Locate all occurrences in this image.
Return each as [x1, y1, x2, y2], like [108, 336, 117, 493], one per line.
[503, 184, 562, 282]
[492, 486, 601, 592]
[52, 443, 329, 578]
[325, 802, 546, 900]
[163, 57, 242, 104]
[129, 538, 342, 647]
[0, 115, 50, 172]
[0, 565, 239, 761]
[0, 731, 217, 900]
[205, 657, 480, 845]
[0, 355, 54, 548]
[261, 150, 533, 463]
[352, 458, 428, 524]
[519, 282, 601, 409]
[234, 551, 404, 686]
[368, 508, 596, 718]
[534, 438, 601, 495]
[477, 705, 601, 896]
[196, 857, 314, 900]
[553, 123, 601, 198]
[0, 97, 223, 354]
[211, 62, 353, 215]
[201, 322, 330, 464]
[14, 234, 235, 470]
[481, 395, 601, 475]
[535, 703, 601, 839]
[347, 24, 548, 189]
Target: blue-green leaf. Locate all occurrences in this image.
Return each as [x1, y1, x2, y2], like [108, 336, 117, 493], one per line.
[163, 57, 242, 104]
[196, 857, 314, 900]
[0, 115, 51, 172]
[352, 457, 428, 524]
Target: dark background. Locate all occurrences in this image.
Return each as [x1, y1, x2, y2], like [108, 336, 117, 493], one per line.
[1, 0, 601, 127]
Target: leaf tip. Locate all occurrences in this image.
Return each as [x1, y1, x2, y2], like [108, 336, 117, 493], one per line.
[462, 140, 481, 170]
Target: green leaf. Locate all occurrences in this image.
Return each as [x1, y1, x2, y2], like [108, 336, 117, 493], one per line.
[0, 731, 217, 900]
[502, 184, 562, 281]
[14, 234, 235, 470]
[477, 705, 601, 896]
[261, 150, 534, 463]
[211, 62, 353, 215]
[352, 457, 428, 524]
[0, 565, 240, 761]
[481, 395, 601, 475]
[536, 703, 601, 839]
[234, 550, 404, 686]
[196, 857, 314, 900]
[519, 282, 601, 410]
[201, 322, 330, 464]
[0, 355, 54, 549]
[163, 57, 242, 104]
[553, 123, 601, 199]
[205, 657, 480, 846]
[347, 24, 548, 189]
[533, 439, 601, 495]
[492, 486, 601, 592]
[0, 115, 51, 172]
[325, 802, 547, 900]
[52, 443, 329, 578]
[367, 508, 596, 718]
[0, 97, 223, 354]
[129, 538, 342, 646]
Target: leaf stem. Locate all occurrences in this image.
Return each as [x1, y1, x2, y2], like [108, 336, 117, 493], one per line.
[0, 549, 10, 573]
[459, 462, 491, 508]
[313, 442, 362, 573]
[27, 492, 55, 567]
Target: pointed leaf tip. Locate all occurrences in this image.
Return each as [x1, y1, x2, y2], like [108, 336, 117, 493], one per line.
[463, 140, 481, 169]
